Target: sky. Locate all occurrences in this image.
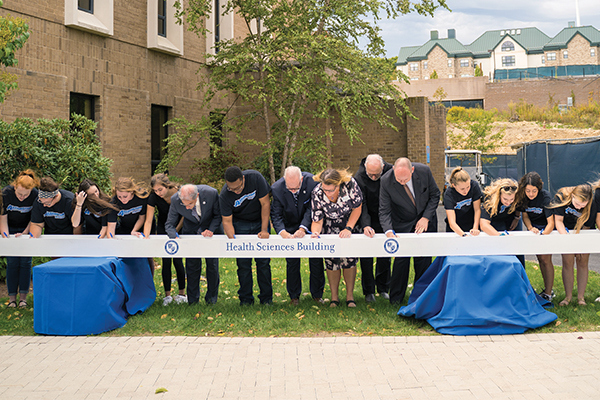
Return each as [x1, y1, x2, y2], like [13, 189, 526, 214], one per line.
[379, 0, 600, 58]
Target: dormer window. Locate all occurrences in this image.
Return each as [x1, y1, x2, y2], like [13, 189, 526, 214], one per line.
[502, 41, 514, 52]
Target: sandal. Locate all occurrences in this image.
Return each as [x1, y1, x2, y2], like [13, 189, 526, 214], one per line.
[330, 300, 340, 308]
[559, 298, 571, 307]
[18, 300, 27, 309]
[578, 300, 587, 306]
[346, 300, 356, 308]
[7, 301, 16, 308]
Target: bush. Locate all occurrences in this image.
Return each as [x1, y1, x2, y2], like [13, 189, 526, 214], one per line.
[191, 147, 247, 187]
[0, 114, 113, 192]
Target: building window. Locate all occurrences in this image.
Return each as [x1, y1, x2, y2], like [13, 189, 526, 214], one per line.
[78, 0, 93, 13]
[448, 59, 452, 67]
[563, 50, 568, 59]
[70, 93, 95, 121]
[547, 52, 556, 61]
[148, 0, 184, 55]
[66, 0, 113, 36]
[410, 63, 418, 71]
[158, 0, 166, 37]
[151, 105, 170, 174]
[423, 61, 428, 70]
[501, 55, 515, 67]
[448, 74, 453, 78]
[501, 41, 514, 52]
[209, 112, 224, 157]
[591, 48, 596, 57]
[541, 55, 545, 64]
[207, 0, 234, 56]
[460, 59, 469, 68]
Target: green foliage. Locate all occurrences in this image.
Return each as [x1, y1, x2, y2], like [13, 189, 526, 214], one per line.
[0, 10, 30, 102]
[448, 111, 504, 153]
[175, 0, 449, 183]
[191, 147, 247, 186]
[429, 70, 438, 79]
[432, 87, 447, 104]
[0, 115, 113, 192]
[474, 64, 483, 77]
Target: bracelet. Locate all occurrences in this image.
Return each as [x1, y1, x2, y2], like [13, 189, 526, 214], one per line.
[344, 226, 352, 231]
[76, 205, 82, 208]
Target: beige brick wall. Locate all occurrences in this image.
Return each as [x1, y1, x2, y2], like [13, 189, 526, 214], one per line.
[565, 34, 596, 66]
[427, 46, 454, 79]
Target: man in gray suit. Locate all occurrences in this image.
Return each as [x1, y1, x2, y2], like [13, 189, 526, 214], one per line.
[165, 184, 222, 305]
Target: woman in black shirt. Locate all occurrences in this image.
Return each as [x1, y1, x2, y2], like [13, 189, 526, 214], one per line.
[443, 167, 482, 236]
[71, 179, 119, 237]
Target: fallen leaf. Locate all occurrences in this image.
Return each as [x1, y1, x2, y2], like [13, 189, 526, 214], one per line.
[555, 320, 562, 326]
[274, 293, 281, 297]
[160, 314, 167, 319]
[207, 317, 213, 320]
[578, 336, 583, 340]
[155, 387, 168, 394]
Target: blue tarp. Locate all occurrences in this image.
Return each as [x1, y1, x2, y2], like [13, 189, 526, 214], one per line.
[398, 255, 557, 335]
[33, 257, 155, 336]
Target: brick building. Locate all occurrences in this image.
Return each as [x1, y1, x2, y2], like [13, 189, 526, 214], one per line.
[0, 1, 446, 186]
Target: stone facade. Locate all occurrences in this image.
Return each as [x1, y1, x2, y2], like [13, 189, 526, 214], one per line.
[544, 33, 598, 67]
[0, 1, 446, 187]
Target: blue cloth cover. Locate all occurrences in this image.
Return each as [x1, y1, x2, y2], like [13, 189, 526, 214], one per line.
[33, 257, 155, 335]
[398, 256, 557, 335]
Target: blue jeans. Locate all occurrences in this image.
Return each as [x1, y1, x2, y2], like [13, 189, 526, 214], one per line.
[233, 219, 272, 305]
[6, 256, 32, 295]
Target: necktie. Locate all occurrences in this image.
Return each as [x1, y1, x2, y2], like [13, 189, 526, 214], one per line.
[403, 184, 416, 207]
[293, 192, 298, 208]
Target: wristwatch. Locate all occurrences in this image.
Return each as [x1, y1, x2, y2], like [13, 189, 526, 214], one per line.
[344, 226, 352, 231]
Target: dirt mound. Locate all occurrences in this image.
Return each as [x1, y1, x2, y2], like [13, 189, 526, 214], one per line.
[449, 121, 600, 154]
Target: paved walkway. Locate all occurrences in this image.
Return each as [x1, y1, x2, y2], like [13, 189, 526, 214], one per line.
[1, 332, 600, 399]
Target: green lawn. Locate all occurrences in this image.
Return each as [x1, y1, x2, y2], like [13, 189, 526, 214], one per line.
[2, 258, 600, 336]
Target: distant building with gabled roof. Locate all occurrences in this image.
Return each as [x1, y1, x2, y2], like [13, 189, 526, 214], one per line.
[396, 24, 600, 81]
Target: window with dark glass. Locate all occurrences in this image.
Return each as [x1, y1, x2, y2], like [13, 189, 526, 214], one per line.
[501, 41, 514, 52]
[70, 92, 95, 121]
[158, 0, 167, 37]
[501, 55, 515, 67]
[151, 105, 170, 174]
[78, 0, 93, 13]
[214, 0, 220, 53]
[209, 112, 224, 157]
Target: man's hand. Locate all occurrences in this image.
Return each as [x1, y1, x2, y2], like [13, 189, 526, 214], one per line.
[258, 230, 270, 239]
[363, 226, 375, 238]
[292, 229, 306, 238]
[415, 217, 429, 234]
[279, 230, 293, 239]
[201, 230, 214, 237]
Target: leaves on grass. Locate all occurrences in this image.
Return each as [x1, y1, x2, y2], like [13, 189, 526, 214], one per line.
[555, 320, 562, 326]
[160, 314, 167, 319]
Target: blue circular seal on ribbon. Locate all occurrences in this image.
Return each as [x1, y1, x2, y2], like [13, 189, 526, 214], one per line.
[165, 240, 179, 255]
[383, 238, 399, 254]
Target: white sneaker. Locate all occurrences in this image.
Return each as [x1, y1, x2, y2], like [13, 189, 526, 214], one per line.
[174, 294, 188, 304]
[595, 296, 600, 303]
[162, 295, 173, 306]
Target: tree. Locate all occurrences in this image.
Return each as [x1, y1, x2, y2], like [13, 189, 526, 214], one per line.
[474, 63, 482, 77]
[0, 0, 30, 103]
[447, 112, 504, 154]
[177, 0, 449, 183]
[429, 70, 438, 79]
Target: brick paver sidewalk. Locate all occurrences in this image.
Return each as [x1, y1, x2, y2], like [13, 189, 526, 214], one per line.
[1, 332, 600, 399]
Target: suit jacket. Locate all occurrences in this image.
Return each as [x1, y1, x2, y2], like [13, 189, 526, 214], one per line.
[165, 185, 222, 238]
[270, 172, 317, 234]
[354, 156, 393, 232]
[379, 163, 440, 234]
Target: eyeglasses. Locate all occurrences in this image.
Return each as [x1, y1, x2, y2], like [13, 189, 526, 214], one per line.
[227, 178, 244, 193]
[322, 186, 338, 194]
[367, 172, 382, 180]
[501, 185, 517, 192]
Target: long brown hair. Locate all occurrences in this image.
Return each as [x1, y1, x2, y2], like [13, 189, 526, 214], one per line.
[548, 184, 593, 233]
[515, 172, 544, 210]
[75, 179, 119, 216]
[113, 177, 149, 199]
[482, 178, 518, 217]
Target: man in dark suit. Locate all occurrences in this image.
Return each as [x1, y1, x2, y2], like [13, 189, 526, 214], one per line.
[165, 184, 222, 305]
[379, 157, 440, 304]
[355, 154, 394, 303]
[271, 166, 325, 305]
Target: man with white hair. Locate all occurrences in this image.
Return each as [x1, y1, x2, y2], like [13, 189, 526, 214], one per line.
[165, 184, 222, 305]
[354, 154, 393, 303]
[271, 166, 325, 305]
[379, 157, 440, 305]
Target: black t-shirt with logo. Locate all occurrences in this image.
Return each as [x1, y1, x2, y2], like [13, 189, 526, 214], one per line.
[1, 185, 38, 234]
[30, 189, 75, 235]
[481, 201, 517, 232]
[521, 189, 553, 229]
[112, 195, 147, 234]
[443, 179, 482, 232]
[147, 192, 170, 234]
[219, 170, 270, 223]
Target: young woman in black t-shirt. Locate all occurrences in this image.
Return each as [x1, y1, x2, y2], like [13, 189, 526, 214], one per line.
[515, 172, 555, 301]
[111, 177, 149, 236]
[71, 179, 119, 237]
[549, 184, 594, 306]
[143, 174, 185, 306]
[443, 167, 482, 236]
[0, 170, 39, 308]
[30, 177, 75, 237]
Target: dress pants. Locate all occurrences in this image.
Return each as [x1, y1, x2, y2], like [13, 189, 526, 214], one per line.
[389, 256, 432, 304]
[285, 257, 325, 300]
[186, 257, 220, 304]
[233, 219, 273, 305]
[359, 257, 391, 295]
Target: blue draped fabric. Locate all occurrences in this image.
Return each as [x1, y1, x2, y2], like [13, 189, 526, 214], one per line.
[398, 256, 557, 335]
[33, 257, 156, 335]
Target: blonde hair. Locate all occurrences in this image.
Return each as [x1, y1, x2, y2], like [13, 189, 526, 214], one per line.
[150, 173, 179, 191]
[313, 168, 353, 186]
[482, 178, 518, 217]
[548, 184, 593, 233]
[113, 177, 149, 199]
[449, 167, 470, 186]
[12, 169, 40, 190]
